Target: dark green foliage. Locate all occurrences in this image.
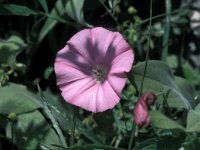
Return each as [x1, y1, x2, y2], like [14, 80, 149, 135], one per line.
[0, 0, 200, 149]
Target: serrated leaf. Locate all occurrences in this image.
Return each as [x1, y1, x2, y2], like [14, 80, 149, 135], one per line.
[0, 4, 37, 16]
[149, 110, 185, 130]
[131, 60, 193, 109]
[6, 110, 61, 149]
[0, 83, 42, 114]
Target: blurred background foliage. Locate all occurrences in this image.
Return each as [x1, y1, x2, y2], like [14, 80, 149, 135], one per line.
[0, 0, 200, 149]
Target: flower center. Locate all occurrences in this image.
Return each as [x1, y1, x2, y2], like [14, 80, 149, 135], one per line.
[92, 66, 106, 82]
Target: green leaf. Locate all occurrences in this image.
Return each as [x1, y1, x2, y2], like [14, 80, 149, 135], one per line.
[194, 103, 200, 112]
[0, 34, 26, 70]
[0, 4, 37, 16]
[157, 135, 185, 150]
[149, 110, 185, 130]
[182, 134, 200, 150]
[43, 66, 53, 79]
[167, 55, 178, 69]
[182, 62, 200, 86]
[0, 83, 42, 114]
[175, 77, 197, 107]
[66, 0, 91, 26]
[43, 89, 102, 144]
[6, 110, 61, 149]
[186, 104, 200, 132]
[52, 144, 126, 150]
[37, 85, 67, 147]
[38, 0, 49, 13]
[38, 0, 67, 43]
[133, 138, 157, 150]
[131, 60, 193, 109]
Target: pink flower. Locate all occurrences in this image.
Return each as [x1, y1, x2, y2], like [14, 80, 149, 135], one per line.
[54, 27, 134, 112]
[134, 93, 156, 127]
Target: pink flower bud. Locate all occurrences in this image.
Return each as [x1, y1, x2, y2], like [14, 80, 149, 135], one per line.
[133, 93, 156, 127]
[141, 92, 156, 105]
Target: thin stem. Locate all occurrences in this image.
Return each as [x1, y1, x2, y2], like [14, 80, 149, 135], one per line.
[161, 0, 171, 61]
[11, 122, 14, 150]
[98, 0, 119, 26]
[38, 12, 77, 28]
[70, 114, 76, 146]
[138, 2, 190, 27]
[120, 104, 128, 134]
[139, 0, 153, 97]
[128, 0, 153, 149]
[128, 124, 136, 150]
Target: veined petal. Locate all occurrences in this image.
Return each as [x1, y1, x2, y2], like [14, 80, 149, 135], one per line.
[70, 80, 120, 112]
[55, 45, 92, 74]
[55, 62, 91, 85]
[107, 73, 126, 96]
[67, 29, 95, 64]
[105, 32, 133, 62]
[90, 27, 115, 64]
[60, 78, 95, 105]
[96, 80, 120, 112]
[71, 83, 99, 112]
[109, 50, 134, 74]
[54, 27, 134, 113]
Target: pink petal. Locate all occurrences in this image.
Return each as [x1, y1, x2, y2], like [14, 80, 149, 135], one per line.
[54, 27, 135, 113]
[54, 62, 90, 85]
[134, 101, 149, 127]
[71, 80, 120, 112]
[90, 27, 115, 64]
[60, 78, 95, 105]
[67, 29, 95, 65]
[55, 45, 92, 72]
[109, 50, 134, 74]
[107, 73, 126, 96]
[96, 80, 120, 112]
[71, 84, 99, 112]
[105, 32, 132, 63]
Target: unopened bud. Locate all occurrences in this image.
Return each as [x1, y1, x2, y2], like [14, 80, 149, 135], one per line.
[133, 93, 156, 127]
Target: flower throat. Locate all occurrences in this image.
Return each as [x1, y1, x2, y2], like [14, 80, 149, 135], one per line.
[92, 66, 106, 82]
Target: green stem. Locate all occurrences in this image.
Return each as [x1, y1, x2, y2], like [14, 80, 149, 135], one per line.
[138, 2, 190, 27]
[98, 0, 119, 26]
[120, 104, 128, 134]
[161, 0, 171, 61]
[128, 0, 153, 149]
[38, 12, 77, 28]
[128, 124, 136, 150]
[70, 114, 76, 146]
[11, 121, 14, 150]
[138, 0, 153, 97]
